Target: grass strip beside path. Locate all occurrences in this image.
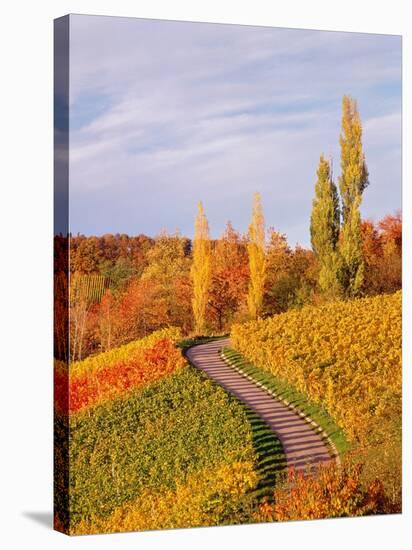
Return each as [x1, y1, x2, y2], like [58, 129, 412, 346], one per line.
[221, 347, 350, 458]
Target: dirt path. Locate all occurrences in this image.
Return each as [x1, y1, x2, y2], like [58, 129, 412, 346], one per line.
[186, 338, 333, 471]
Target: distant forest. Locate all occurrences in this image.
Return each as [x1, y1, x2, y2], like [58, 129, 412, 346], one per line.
[54, 210, 401, 362]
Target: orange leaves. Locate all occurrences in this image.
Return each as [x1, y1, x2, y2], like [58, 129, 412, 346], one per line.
[378, 211, 402, 249]
[208, 222, 249, 331]
[104, 278, 170, 346]
[361, 213, 402, 295]
[256, 462, 387, 522]
[55, 331, 185, 415]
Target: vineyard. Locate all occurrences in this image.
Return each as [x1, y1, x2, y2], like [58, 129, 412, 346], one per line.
[70, 272, 110, 305]
[54, 291, 402, 533]
[54, 327, 183, 413]
[231, 291, 402, 511]
[54, 329, 284, 534]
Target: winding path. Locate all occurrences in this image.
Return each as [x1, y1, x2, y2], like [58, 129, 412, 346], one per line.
[186, 338, 333, 471]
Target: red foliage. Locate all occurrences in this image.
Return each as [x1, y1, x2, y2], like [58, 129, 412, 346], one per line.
[256, 462, 388, 522]
[54, 362, 69, 415]
[54, 339, 184, 415]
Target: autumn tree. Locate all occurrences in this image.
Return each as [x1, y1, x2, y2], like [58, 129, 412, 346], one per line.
[96, 290, 116, 352]
[338, 96, 369, 297]
[362, 212, 402, 295]
[361, 220, 382, 295]
[288, 246, 318, 307]
[116, 278, 169, 342]
[247, 192, 266, 319]
[310, 154, 342, 298]
[191, 202, 211, 334]
[339, 194, 365, 297]
[128, 235, 154, 276]
[69, 233, 155, 277]
[339, 96, 369, 222]
[96, 275, 174, 351]
[142, 231, 192, 331]
[71, 236, 103, 274]
[379, 211, 402, 250]
[208, 222, 249, 331]
[265, 231, 318, 314]
[69, 273, 107, 360]
[264, 230, 292, 314]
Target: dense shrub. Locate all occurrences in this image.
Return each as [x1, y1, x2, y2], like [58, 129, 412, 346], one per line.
[256, 461, 388, 522]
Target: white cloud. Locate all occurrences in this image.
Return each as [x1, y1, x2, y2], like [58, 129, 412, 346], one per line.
[67, 15, 401, 243]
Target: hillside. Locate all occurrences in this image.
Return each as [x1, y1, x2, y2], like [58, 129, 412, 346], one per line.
[54, 330, 283, 534]
[231, 291, 402, 511]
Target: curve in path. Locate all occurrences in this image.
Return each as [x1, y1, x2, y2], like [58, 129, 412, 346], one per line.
[186, 338, 333, 471]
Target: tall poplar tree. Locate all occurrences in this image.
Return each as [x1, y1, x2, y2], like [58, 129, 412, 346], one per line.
[339, 96, 369, 222]
[310, 154, 341, 298]
[247, 192, 266, 319]
[191, 201, 211, 334]
[339, 194, 364, 297]
[338, 96, 369, 297]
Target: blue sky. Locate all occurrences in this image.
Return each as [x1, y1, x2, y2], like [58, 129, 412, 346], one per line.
[68, 15, 401, 247]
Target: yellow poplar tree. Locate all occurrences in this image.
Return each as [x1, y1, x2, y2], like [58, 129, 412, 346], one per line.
[338, 95, 369, 297]
[191, 201, 211, 334]
[247, 192, 266, 319]
[339, 194, 365, 298]
[339, 95, 369, 222]
[310, 154, 342, 298]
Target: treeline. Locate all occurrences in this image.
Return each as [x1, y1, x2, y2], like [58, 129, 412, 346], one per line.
[54, 208, 400, 361]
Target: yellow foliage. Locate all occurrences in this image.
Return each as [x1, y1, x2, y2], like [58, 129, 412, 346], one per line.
[247, 192, 266, 319]
[191, 201, 211, 333]
[70, 327, 182, 377]
[339, 95, 369, 214]
[71, 461, 257, 534]
[231, 292, 401, 446]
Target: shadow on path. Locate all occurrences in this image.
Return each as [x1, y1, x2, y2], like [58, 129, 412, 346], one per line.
[187, 339, 333, 474]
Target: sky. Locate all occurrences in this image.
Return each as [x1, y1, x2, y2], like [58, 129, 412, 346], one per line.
[67, 14, 401, 247]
